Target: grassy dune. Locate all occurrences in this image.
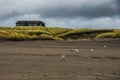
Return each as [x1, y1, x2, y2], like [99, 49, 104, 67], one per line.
[0, 26, 120, 41]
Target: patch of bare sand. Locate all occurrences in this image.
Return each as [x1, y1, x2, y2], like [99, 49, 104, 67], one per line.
[0, 40, 120, 80]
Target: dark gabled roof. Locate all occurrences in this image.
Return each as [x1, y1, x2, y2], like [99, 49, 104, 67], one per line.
[16, 21, 25, 24]
[16, 21, 45, 24]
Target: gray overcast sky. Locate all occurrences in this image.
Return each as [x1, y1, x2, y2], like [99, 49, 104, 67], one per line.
[0, 0, 120, 28]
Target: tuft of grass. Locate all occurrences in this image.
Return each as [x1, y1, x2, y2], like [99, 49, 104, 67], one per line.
[113, 30, 120, 38]
[0, 31, 29, 40]
[46, 27, 72, 35]
[25, 30, 50, 36]
[95, 32, 116, 39]
[12, 26, 47, 30]
[58, 28, 92, 37]
[95, 29, 120, 39]
[0, 27, 12, 30]
[39, 34, 63, 40]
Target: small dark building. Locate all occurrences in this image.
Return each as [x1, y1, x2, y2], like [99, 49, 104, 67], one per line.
[16, 21, 45, 27]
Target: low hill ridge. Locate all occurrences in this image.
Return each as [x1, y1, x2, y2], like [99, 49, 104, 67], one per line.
[0, 26, 120, 41]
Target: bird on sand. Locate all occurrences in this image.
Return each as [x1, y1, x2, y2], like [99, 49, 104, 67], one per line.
[61, 55, 65, 60]
[90, 49, 93, 52]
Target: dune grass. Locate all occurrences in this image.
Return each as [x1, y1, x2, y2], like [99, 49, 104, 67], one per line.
[96, 30, 120, 39]
[0, 26, 119, 41]
[58, 28, 114, 40]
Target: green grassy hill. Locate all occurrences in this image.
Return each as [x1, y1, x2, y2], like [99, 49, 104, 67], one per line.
[0, 26, 120, 41]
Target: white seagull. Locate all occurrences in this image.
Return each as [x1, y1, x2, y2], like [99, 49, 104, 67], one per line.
[90, 49, 93, 52]
[71, 49, 79, 52]
[104, 45, 107, 48]
[75, 49, 79, 52]
[61, 55, 65, 60]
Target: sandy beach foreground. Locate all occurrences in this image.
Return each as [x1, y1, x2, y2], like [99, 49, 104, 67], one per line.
[0, 40, 120, 80]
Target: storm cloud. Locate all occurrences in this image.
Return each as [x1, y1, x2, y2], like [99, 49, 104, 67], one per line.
[0, 0, 120, 28]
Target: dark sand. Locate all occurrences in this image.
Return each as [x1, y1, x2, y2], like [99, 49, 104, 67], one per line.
[0, 40, 120, 80]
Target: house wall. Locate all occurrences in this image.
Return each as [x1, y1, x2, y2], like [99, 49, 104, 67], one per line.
[16, 23, 24, 26]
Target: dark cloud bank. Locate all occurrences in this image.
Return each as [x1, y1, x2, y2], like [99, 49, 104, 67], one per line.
[0, 0, 120, 28]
